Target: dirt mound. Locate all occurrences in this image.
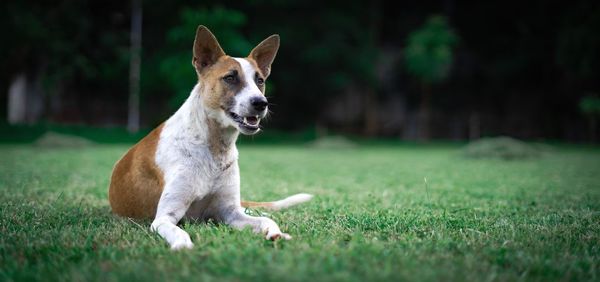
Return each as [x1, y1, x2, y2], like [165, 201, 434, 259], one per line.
[35, 132, 94, 148]
[462, 136, 541, 160]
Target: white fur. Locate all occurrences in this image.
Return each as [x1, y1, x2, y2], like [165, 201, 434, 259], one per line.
[270, 193, 314, 211]
[232, 58, 265, 117]
[150, 70, 303, 250]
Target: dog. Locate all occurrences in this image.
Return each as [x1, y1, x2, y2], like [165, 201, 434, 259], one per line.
[108, 25, 313, 250]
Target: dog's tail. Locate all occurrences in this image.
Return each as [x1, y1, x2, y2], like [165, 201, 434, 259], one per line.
[241, 193, 313, 211]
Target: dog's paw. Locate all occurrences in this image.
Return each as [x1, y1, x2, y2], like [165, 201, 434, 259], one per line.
[265, 229, 292, 241]
[170, 237, 194, 250]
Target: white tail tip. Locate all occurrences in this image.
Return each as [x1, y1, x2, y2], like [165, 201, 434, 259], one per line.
[272, 193, 314, 211]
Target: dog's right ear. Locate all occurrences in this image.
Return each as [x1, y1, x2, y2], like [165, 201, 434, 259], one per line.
[192, 25, 226, 72]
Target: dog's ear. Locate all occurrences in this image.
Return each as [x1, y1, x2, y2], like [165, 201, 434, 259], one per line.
[249, 34, 280, 78]
[192, 25, 226, 72]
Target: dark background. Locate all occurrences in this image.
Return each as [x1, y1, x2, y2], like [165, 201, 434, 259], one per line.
[2, 0, 599, 142]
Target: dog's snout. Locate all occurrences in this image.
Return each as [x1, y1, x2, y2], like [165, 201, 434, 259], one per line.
[250, 97, 268, 111]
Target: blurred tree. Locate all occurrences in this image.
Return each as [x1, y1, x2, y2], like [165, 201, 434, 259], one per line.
[556, 3, 600, 82]
[579, 94, 600, 142]
[1, 0, 130, 124]
[404, 15, 457, 140]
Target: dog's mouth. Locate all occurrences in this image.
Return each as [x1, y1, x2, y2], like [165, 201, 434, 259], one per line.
[228, 112, 261, 134]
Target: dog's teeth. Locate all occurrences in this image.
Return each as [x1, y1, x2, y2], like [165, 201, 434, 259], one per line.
[243, 117, 248, 124]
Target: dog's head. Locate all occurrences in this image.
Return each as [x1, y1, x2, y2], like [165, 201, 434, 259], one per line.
[192, 25, 279, 135]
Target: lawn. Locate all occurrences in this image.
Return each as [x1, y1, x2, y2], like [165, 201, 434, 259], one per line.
[0, 143, 599, 281]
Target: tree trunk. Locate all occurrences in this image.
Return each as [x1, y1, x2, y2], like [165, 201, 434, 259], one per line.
[128, 0, 142, 133]
[7, 73, 27, 124]
[7, 70, 44, 125]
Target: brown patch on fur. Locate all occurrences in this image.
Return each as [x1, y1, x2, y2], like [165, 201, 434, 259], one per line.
[199, 56, 243, 111]
[109, 124, 165, 219]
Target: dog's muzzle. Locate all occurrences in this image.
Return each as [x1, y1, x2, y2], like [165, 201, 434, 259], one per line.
[227, 96, 268, 135]
[227, 111, 264, 135]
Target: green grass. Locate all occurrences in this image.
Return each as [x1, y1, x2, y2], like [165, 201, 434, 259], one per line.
[0, 143, 599, 281]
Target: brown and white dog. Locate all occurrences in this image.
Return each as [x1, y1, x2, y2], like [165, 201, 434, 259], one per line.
[108, 26, 312, 250]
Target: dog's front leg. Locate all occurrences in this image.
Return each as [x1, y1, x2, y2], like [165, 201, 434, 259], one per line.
[222, 208, 292, 240]
[151, 175, 199, 250]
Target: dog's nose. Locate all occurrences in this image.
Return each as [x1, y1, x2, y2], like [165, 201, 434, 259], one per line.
[250, 97, 268, 111]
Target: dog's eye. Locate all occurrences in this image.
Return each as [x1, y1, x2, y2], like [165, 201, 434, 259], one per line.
[256, 77, 264, 86]
[223, 75, 237, 83]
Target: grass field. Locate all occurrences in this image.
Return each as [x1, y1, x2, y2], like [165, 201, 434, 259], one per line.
[0, 143, 599, 281]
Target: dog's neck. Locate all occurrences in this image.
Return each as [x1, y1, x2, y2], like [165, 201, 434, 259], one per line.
[170, 83, 239, 164]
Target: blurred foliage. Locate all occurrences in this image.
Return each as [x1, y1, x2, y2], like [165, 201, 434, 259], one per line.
[1, 1, 129, 96]
[404, 15, 457, 84]
[1, 1, 599, 140]
[556, 3, 600, 80]
[579, 95, 600, 116]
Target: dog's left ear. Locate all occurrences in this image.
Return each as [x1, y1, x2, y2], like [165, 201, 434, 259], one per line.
[249, 35, 280, 78]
